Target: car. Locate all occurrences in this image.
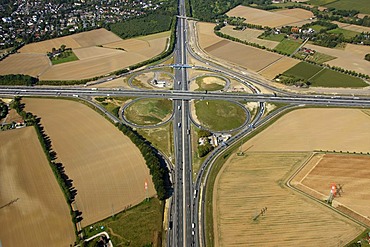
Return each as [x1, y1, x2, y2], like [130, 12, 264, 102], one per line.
[178, 123, 181, 128]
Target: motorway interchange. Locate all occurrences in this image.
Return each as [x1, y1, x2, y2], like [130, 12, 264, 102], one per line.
[1, 1, 370, 247]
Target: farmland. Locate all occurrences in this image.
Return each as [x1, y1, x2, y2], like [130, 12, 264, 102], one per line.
[309, 0, 370, 15]
[226, 6, 314, 28]
[0, 127, 75, 246]
[23, 98, 155, 227]
[259, 57, 300, 80]
[0, 29, 169, 80]
[124, 98, 173, 125]
[274, 39, 302, 55]
[283, 62, 322, 80]
[194, 100, 246, 131]
[310, 69, 368, 87]
[213, 108, 370, 246]
[214, 152, 364, 246]
[292, 153, 370, 226]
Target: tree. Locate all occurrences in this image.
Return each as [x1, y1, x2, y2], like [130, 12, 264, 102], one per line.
[365, 54, 370, 62]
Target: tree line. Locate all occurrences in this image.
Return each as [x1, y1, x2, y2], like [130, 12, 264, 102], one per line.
[117, 123, 170, 200]
[0, 74, 38, 86]
[11, 97, 82, 243]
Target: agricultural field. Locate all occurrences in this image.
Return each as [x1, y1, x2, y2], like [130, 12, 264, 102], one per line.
[309, 0, 370, 15]
[327, 28, 360, 39]
[333, 21, 370, 33]
[124, 98, 172, 125]
[259, 57, 300, 80]
[220, 26, 279, 49]
[23, 98, 155, 227]
[0, 29, 169, 80]
[194, 100, 246, 131]
[226, 6, 314, 28]
[304, 43, 370, 75]
[192, 76, 226, 91]
[243, 108, 370, 153]
[214, 152, 364, 247]
[283, 62, 322, 80]
[292, 153, 370, 226]
[0, 127, 75, 246]
[274, 39, 302, 55]
[310, 68, 368, 87]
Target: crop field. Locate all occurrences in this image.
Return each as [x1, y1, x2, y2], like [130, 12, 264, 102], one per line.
[204, 39, 283, 72]
[302, 51, 337, 64]
[292, 153, 370, 227]
[327, 28, 360, 39]
[194, 100, 246, 131]
[333, 21, 370, 33]
[214, 152, 364, 246]
[124, 98, 172, 125]
[304, 42, 370, 75]
[274, 39, 302, 55]
[283, 62, 322, 80]
[243, 108, 370, 153]
[309, 0, 370, 14]
[197, 22, 223, 49]
[259, 57, 300, 80]
[193, 76, 226, 91]
[0, 53, 50, 77]
[310, 68, 368, 87]
[23, 98, 155, 227]
[220, 26, 278, 49]
[0, 29, 169, 80]
[0, 127, 75, 246]
[226, 6, 314, 28]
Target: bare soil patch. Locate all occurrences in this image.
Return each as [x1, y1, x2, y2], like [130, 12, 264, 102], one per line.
[4, 108, 23, 123]
[293, 153, 370, 226]
[244, 108, 370, 153]
[197, 22, 223, 49]
[0, 127, 75, 246]
[214, 152, 364, 246]
[227, 5, 313, 28]
[0, 53, 50, 77]
[221, 26, 278, 49]
[305, 43, 370, 75]
[259, 56, 300, 79]
[23, 98, 155, 227]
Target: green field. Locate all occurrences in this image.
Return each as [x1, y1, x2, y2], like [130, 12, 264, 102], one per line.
[83, 198, 163, 247]
[305, 52, 337, 64]
[283, 62, 322, 80]
[309, 0, 370, 14]
[195, 76, 225, 91]
[50, 50, 78, 65]
[328, 28, 360, 39]
[194, 100, 246, 131]
[310, 69, 368, 87]
[259, 33, 286, 42]
[274, 39, 302, 55]
[125, 98, 172, 125]
[310, 24, 328, 32]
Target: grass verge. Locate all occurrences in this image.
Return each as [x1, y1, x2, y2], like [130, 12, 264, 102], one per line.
[83, 198, 163, 247]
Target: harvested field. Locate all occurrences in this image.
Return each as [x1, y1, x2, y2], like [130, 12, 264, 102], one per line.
[19, 29, 120, 54]
[1, 30, 168, 80]
[220, 26, 278, 49]
[206, 40, 282, 72]
[23, 98, 155, 227]
[214, 152, 364, 246]
[305, 43, 370, 75]
[197, 22, 223, 48]
[0, 127, 75, 247]
[226, 6, 313, 28]
[332, 21, 370, 33]
[259, 56, 300, 79]
[0, 53, 50, 77]
[3, 108, 23, 123]
[243, 108, 370, 153]
[292, 153, 370, 226]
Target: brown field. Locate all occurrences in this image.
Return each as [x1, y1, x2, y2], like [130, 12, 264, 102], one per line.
[292, 153, 370, 226]
[23, 98, 155, 227]
[0, 53, 50, 77]
[0, 29, 169, 80]
[214, 152, 364, 246]
[0, 127, 75, 246]
[221, 26, 278, 49]
[226, 5, 313, 28]
[305, 43, 370, 75]
[243, 108, 370, 153]
[259, 56, 300, 79]
[333, 21, 370, 33]
[19, 29, 121, 54]
[197, 22, 223, 48]
[4, 108, 23, 123]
